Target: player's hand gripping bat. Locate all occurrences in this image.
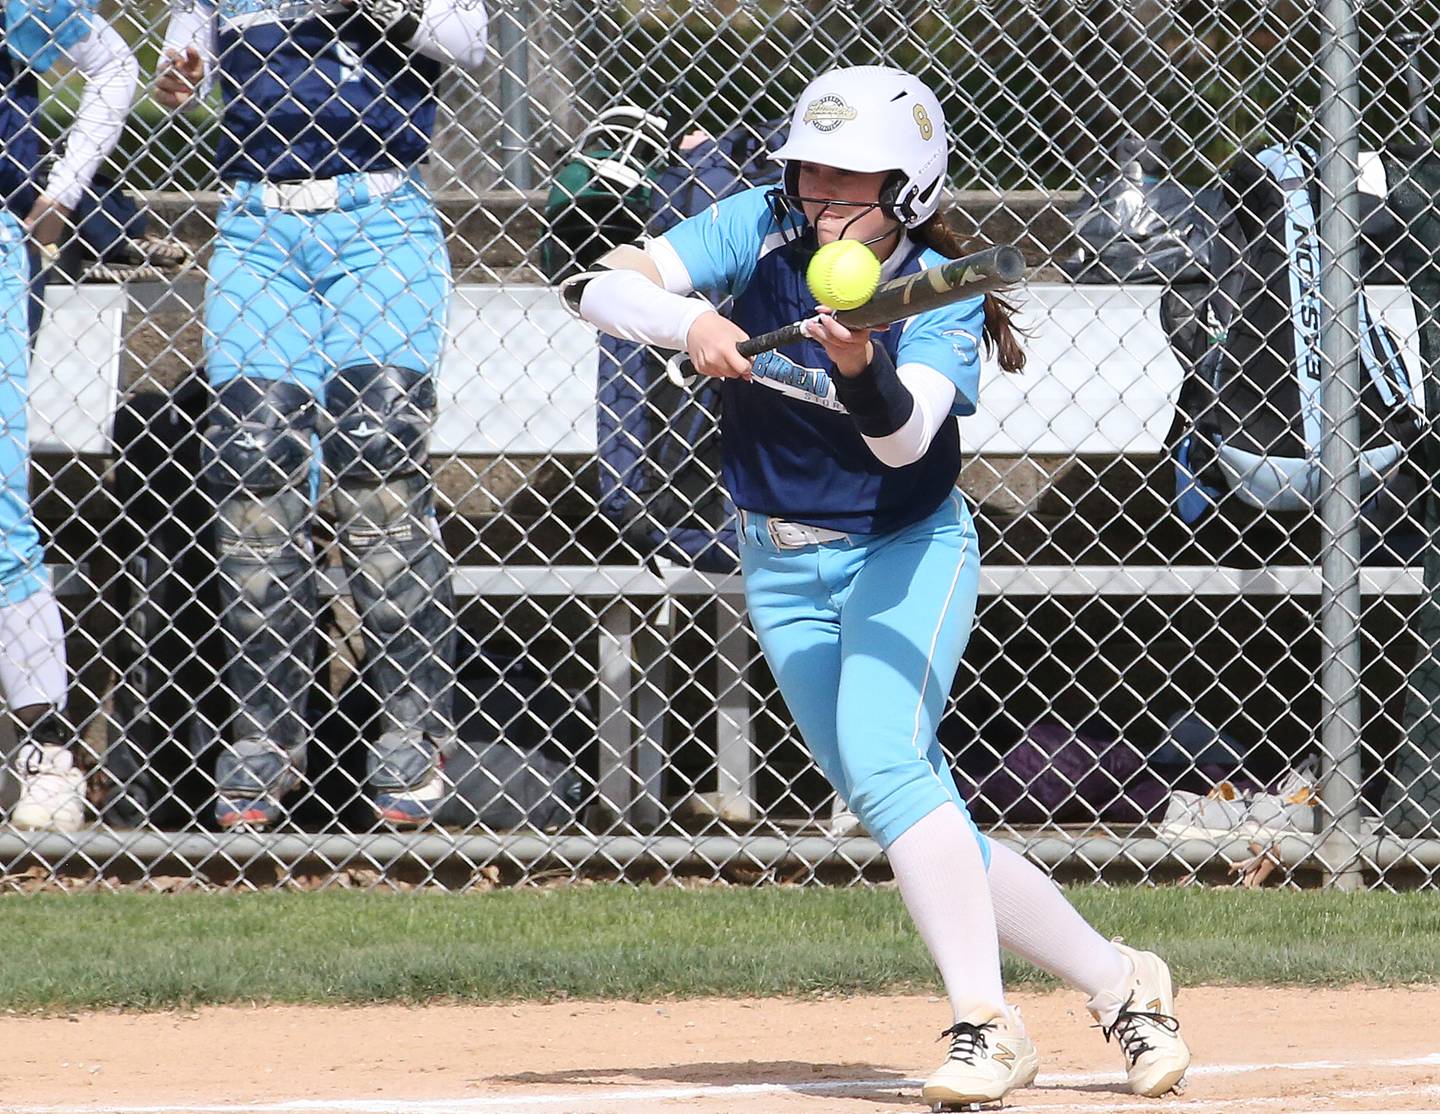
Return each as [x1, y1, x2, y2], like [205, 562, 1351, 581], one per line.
[668, 244, 1025, 386]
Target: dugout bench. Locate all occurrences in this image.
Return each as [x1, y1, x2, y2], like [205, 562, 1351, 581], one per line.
[30, 280, 1427, 829]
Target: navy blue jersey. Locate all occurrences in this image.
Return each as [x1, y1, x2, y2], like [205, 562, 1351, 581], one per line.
[205, 0, 440, 182]
[658, 186, 985, 535]
[2, 0, 93, 212]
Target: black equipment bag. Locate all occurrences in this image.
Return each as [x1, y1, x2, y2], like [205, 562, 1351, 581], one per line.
[1161, 143, 1422, 543]
[320, 628, 590, 832]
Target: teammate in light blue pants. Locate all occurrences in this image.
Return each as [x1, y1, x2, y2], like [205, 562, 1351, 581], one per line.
[3, 1, 138, 831]
[158, 0, 489, 829]
[200, 173, 457, 830]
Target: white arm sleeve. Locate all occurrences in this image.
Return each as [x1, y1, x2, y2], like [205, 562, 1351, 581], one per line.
[159, 4, 218, 107]
[41, 22, 139, 210]
[577, 268, 715, 351]
[862, 362, 959, 469]
[408, 0, 489, 67]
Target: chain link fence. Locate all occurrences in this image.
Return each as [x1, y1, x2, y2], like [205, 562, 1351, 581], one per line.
[3, 0, 1440, 890]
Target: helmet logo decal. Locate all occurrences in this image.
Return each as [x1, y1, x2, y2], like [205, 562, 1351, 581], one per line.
[913, 104, 934, 141]
[802, 94, 858, 132]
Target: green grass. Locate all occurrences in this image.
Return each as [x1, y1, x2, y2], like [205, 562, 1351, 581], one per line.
[1, 886, 1436, 1012]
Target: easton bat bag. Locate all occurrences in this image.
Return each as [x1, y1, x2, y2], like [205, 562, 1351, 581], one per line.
[1162, 142, 1422, 537]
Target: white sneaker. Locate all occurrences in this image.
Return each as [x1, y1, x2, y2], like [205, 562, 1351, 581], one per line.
[1088, 940, 1191, 1097]
[922, 1003, 1040, 1110]
[12, 743, 85, 833]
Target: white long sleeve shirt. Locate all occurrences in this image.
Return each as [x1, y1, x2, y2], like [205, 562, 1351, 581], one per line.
[41, 20, 140, 209]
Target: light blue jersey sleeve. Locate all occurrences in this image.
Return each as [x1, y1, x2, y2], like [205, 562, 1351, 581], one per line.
[898, 284, 986, 418]
[5, 0, 95, 72]
[657, 186, 782, 300]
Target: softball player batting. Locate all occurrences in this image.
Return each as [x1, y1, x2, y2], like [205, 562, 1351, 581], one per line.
[3, 0, 138, 831]
[155, 0, 487, 829]
[574, 66, 1192, 1108]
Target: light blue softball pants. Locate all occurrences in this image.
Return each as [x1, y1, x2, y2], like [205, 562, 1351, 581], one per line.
[0, 211, 49, 607]
[739, 491, 989, 862]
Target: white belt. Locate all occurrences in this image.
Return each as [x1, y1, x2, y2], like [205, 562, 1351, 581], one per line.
[742, 510, 851, 550]
[257, 169, 406, 212]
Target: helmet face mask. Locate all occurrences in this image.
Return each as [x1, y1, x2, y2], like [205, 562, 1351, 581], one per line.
[767, 164, 908, 250]
[571, 105, 670, 192]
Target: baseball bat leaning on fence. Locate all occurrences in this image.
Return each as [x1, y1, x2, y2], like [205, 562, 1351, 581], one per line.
[666, 244, 1026, 386]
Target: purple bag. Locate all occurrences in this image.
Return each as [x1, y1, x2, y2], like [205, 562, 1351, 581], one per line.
[975, 718, 1168, 824]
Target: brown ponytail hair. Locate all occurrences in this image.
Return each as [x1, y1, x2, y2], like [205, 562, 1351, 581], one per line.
[912, 211, 1027, 373]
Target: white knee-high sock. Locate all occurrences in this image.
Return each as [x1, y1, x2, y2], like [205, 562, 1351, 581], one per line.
[886, 802, 1006, 1020]
[0, 588, 67, 711]
[987, 839, 1130, 998]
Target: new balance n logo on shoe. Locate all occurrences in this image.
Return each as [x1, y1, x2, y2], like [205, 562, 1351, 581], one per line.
[922, 1007, 1040, 1108]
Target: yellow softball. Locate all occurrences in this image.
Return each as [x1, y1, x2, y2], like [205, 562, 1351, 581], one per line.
[806, 239, 881, 311]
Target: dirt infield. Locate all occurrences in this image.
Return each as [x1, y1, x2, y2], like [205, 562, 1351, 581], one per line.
[1, 987, 1437, 1113]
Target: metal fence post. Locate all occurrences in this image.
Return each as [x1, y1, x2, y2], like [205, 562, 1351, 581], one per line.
[1316, 0, 1367, 890]
[495, 0, 535, 190]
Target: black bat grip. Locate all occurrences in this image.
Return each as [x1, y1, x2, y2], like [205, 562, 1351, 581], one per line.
[674, 323, 805, 382]
[736, 323, 806, 357]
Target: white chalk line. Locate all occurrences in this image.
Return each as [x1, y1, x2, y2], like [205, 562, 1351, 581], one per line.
[0, 1052, 1436, 1113]
[1030, 1083, 1440, 1114]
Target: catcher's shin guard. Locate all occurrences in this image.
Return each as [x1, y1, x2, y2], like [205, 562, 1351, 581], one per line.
[203, 377, 318, 805]
[214, 736, 302, 829]
[325, 365, 456, 802]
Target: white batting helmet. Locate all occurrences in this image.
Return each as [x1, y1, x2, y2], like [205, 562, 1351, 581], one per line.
[771, 66, 949, 228]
